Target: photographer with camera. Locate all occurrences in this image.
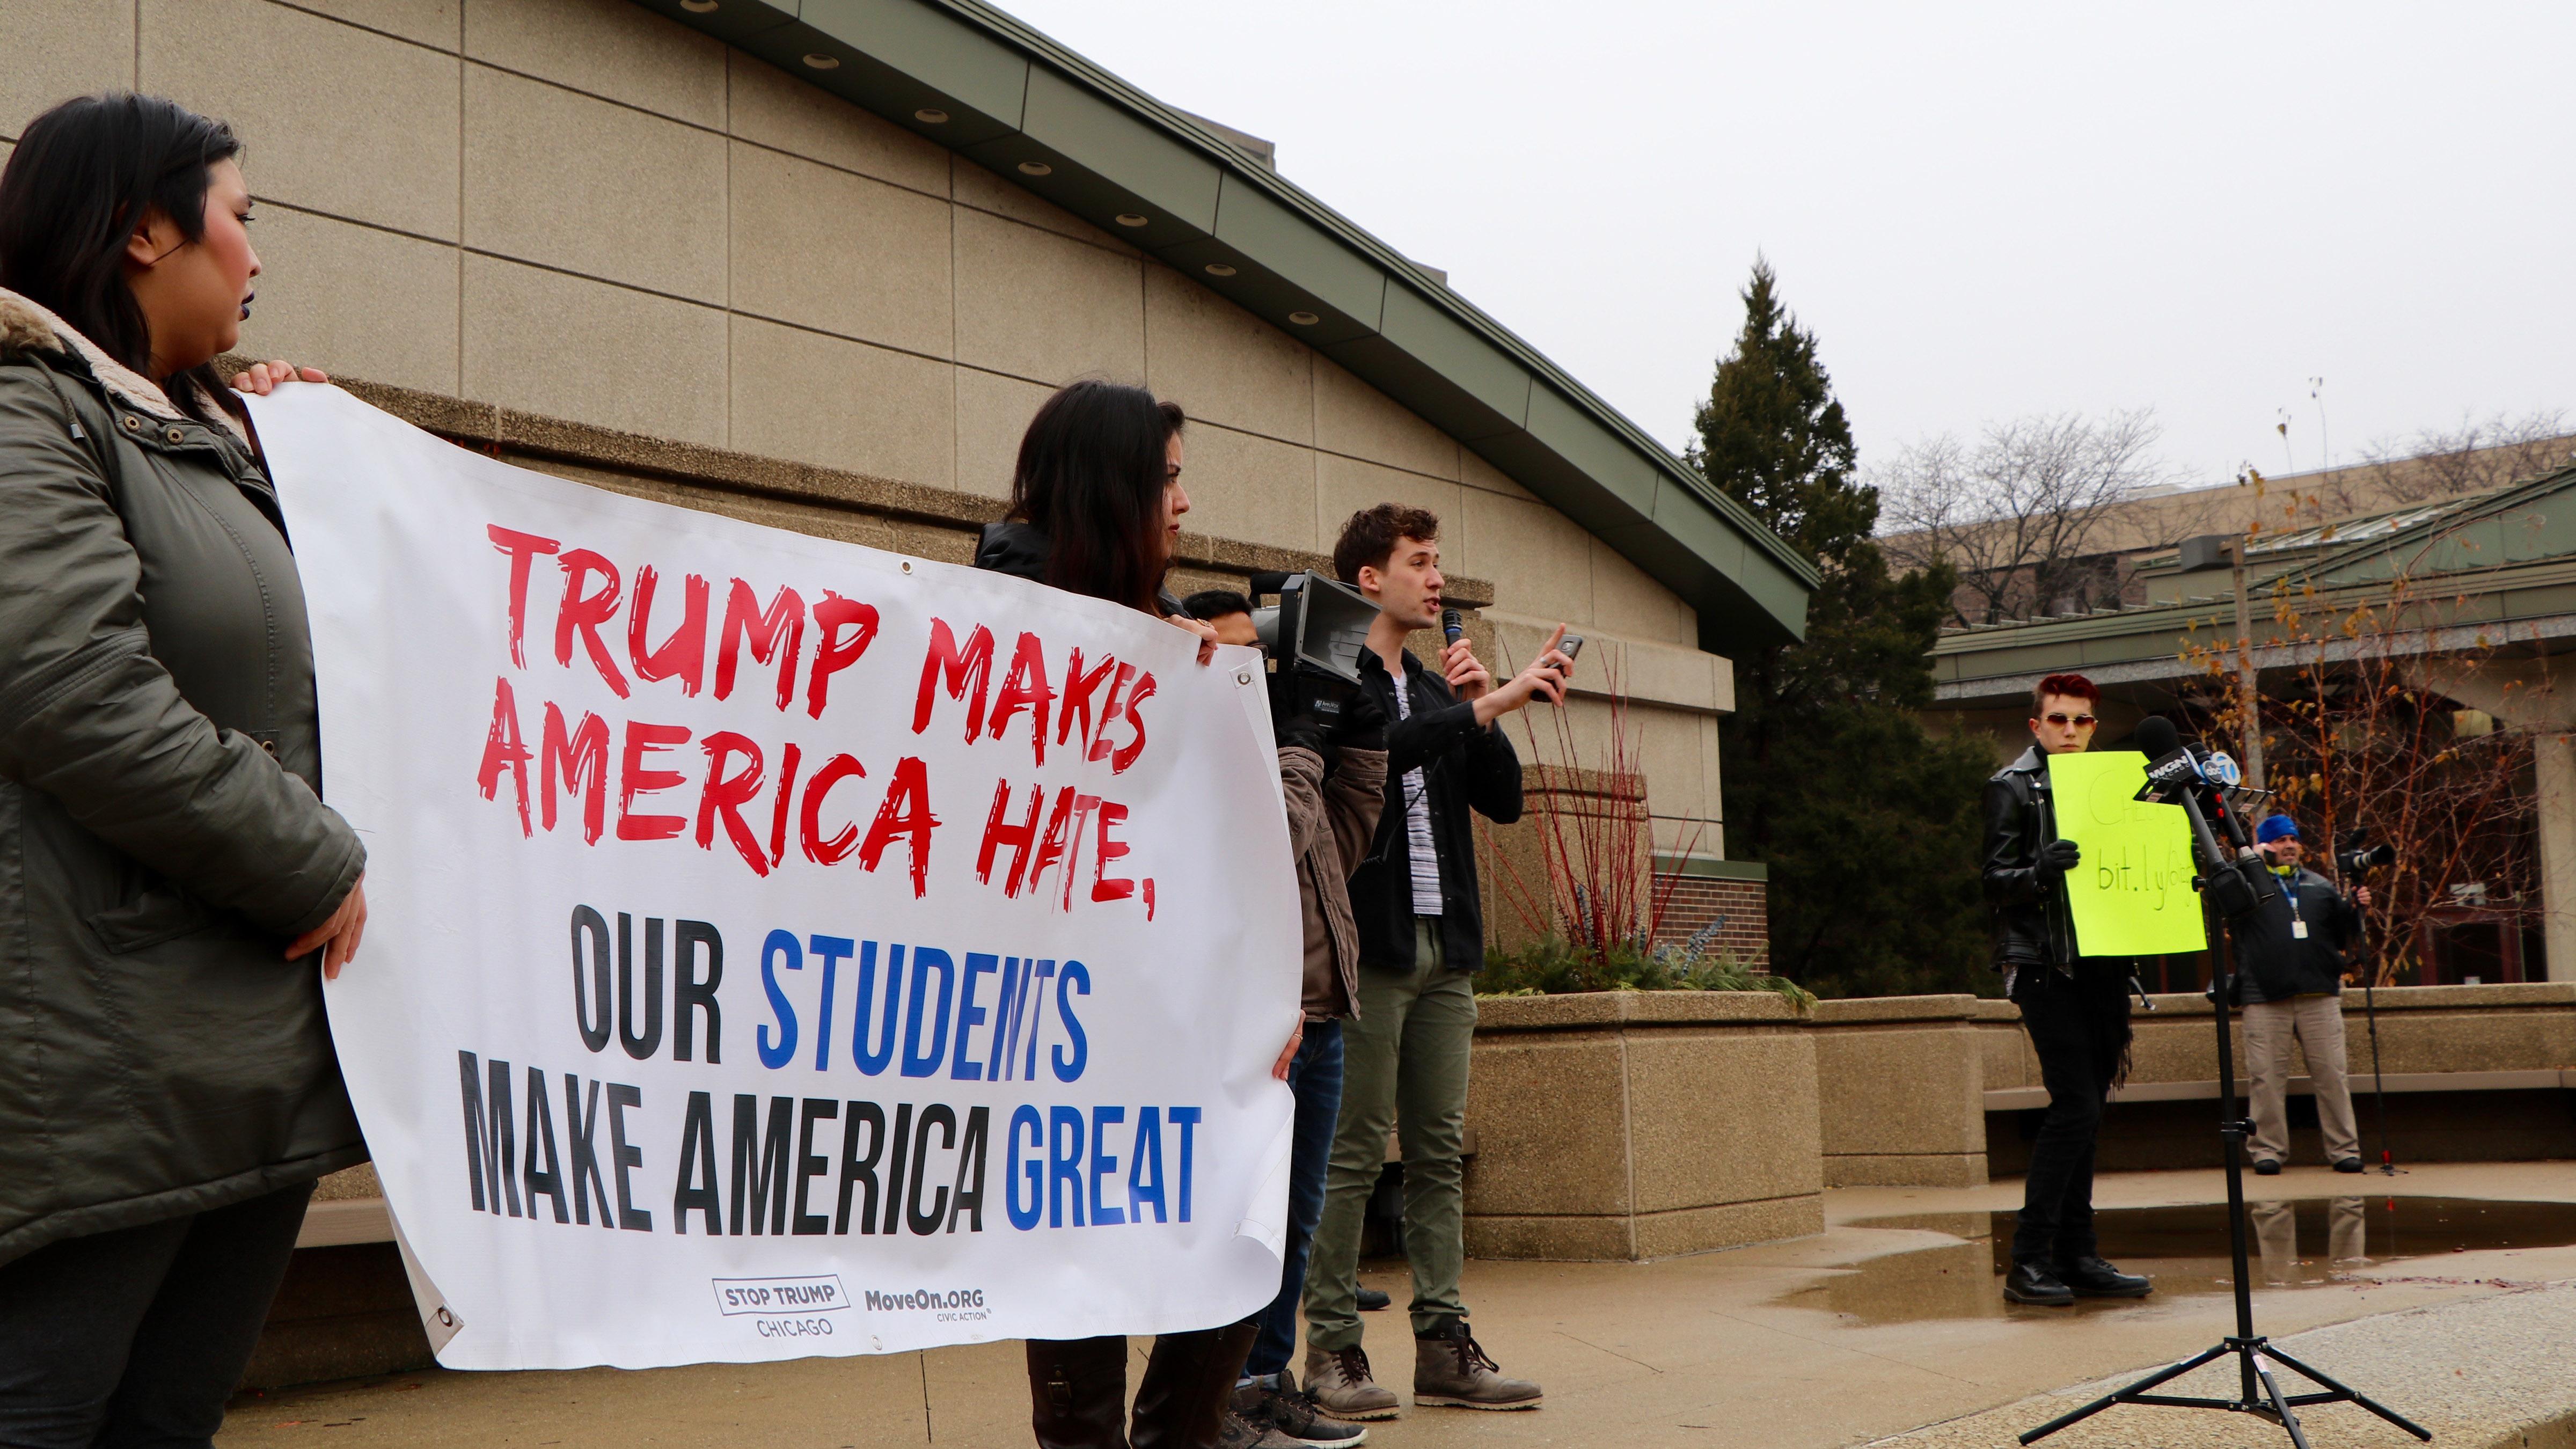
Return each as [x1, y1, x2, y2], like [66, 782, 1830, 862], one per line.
[1184, 589, 1385, 1448]
[1301, 506, 1571, 1422]
[1984, 674, 2153, 1307]
[2238, 816, 2372, 1176]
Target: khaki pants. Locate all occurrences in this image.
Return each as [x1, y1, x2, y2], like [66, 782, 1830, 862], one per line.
[2250, 1197, 2369, 1283]
[2242, 995, 2359, 1166]
[1304, 919, 1474, 1350]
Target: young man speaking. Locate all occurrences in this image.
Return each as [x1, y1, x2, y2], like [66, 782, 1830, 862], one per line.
[1982, 673, 2153, 1307]
[1301, 505, 1572, 1419]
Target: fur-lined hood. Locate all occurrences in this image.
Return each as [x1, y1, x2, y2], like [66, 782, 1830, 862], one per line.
[0, 286, 245, 442]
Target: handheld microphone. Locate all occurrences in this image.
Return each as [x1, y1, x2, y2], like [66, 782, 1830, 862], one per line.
[1441, 608, 1464, 645]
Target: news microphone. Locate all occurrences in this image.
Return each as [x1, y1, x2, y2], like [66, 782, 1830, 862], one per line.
[2133, 714, 2184, 765]
[1441, 608, 1464, 645]
[2132, 714, 2273, 919]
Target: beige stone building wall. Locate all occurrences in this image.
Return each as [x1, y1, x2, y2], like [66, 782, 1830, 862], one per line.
[5, 0, 1737, 878]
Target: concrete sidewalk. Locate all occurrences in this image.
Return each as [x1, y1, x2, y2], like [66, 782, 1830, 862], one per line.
[1869, 1280, 2576, 1448]
[219, 1162, 2576, 1448]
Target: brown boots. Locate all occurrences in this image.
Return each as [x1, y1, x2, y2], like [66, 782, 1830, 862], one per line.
[1410, 1320, 1543, 1411]
[1031, 1335, 1130, 1448]
[1302, 1323, 1542, 1420]
[1030, 1323, 1262, 1449]
[1300, 1344, 1401, 1421]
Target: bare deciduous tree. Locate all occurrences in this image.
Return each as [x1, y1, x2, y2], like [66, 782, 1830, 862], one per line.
[1878, 409, 2177, 626]
[2345, 409, 2574, 509]
[2180, 569, 2537, 986]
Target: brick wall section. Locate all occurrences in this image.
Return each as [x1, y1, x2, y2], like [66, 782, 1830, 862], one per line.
[1653, 875, 1770, 969]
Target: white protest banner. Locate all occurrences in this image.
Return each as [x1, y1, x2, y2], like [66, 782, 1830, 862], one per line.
[248, 385, 1299, 1370]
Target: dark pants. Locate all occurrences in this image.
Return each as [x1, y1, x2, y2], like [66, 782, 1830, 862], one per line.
[1246, 1019, 1344, 1379]
[0, 1181, 313, 1449]
[2011, 966, 2132, 1267]
[1027, 1323, 1260, 1449]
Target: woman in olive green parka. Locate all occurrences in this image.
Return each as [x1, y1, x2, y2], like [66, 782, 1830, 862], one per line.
[0, 94, 372, 1444]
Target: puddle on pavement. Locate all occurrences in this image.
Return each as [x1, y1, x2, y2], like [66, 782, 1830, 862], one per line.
[1779, 1198, 2576, 1325]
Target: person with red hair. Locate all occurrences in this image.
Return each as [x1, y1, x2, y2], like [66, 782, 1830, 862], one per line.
[1981, 672, 2153, 1307]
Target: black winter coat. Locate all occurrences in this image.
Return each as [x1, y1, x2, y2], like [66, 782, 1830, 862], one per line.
[1981, 745, 2077, 969]
[2233, 867, 2361, 1003]
[1348, 649, 1521, 972]
[0, 290, 368, 1266]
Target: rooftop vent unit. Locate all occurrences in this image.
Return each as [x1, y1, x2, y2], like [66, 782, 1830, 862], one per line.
[2175, 534, 2234, 572]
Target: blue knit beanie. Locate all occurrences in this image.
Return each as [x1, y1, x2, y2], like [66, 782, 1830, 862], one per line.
[2255, 815, 2300, 845]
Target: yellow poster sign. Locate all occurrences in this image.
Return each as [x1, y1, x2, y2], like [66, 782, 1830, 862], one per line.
[2046, 751, 2209, 956]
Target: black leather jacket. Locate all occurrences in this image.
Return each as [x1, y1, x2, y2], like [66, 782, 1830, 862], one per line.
[1982, 745, 2077, 969]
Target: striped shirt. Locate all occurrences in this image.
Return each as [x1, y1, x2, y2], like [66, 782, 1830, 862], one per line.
[1391, 674, 1443, 916]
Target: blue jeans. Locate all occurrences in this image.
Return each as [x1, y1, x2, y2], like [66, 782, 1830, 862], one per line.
[1246, 1019, 1344, 1378]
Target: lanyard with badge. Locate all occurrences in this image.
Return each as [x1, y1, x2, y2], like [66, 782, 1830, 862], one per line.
[2285, 876, 2309, 940]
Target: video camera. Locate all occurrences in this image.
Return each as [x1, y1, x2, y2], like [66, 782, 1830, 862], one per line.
[2336, 830, 2396, 878]
[1245, 570, 1378, 729]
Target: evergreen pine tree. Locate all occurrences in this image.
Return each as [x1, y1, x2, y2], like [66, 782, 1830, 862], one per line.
[1691, 260, 1995, 997]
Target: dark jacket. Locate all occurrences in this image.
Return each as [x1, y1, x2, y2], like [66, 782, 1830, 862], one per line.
[2234, 866, 2361, 1003]
[0, 290, 369, 1266]
[1982, 745, 2076, 969]
[974, 521, 1183, 618]
[1349, 648, 1523, 972]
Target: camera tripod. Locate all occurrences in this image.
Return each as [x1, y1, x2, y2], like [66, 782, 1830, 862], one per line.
[2022, 840, 2427, 1444]
[2355, 928, 2403, 1177]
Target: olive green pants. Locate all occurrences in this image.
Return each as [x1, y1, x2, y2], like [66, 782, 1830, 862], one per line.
[1302, 919, 1475, 1350]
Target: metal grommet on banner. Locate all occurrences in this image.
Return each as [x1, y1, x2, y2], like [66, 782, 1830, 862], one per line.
[436, 1306, 455, 1328]
[901, 560, 913, 574]
[1234, 668, 1253, 686]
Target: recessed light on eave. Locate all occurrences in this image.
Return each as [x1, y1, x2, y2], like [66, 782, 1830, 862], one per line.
[1115, 213, 1148, 228]
[1018, 162, 1052, 176]
[680, 0, 717, 11]
[802, 53, 840, 69]
[914, 108, 950, 124]
[1204, 263, 1237, 277]
[1287, 310, 1320, 326]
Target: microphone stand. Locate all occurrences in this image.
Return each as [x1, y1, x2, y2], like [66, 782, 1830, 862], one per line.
[2022, 781, 2427, 1448]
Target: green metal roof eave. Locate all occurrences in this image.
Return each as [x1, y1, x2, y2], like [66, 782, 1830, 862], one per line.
[629, 0, 1816, 654]
[2290, 462, 2576, 589]
[1931, 559, 2576, 700]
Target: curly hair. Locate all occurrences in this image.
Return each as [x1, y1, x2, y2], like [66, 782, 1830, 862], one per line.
[1331, 503, 1440, 586]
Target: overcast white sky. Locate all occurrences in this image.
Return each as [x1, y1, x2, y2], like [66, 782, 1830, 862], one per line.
[997, 1, 2572, 488]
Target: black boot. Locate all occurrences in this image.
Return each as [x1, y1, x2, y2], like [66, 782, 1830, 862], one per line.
[1132, 1322, 1261, 1449]
[2003, 1262, 2075, 1306]
[1030, 1336, 1131, 1449]
[2055, 1256, 2151, 1298]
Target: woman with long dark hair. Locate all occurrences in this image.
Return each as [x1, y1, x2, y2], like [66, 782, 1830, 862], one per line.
[0, 94, 370, 1444]
[976, 380, 1304, 1449]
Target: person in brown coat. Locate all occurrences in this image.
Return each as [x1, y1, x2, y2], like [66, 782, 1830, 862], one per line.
[1186, 590, 1386, 1446]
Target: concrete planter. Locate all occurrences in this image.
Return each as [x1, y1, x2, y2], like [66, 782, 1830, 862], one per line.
[1982, 982, 2576, 1171]
[1463, 990, 1821, 1261]
[1809, 995, 1988, 1188]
